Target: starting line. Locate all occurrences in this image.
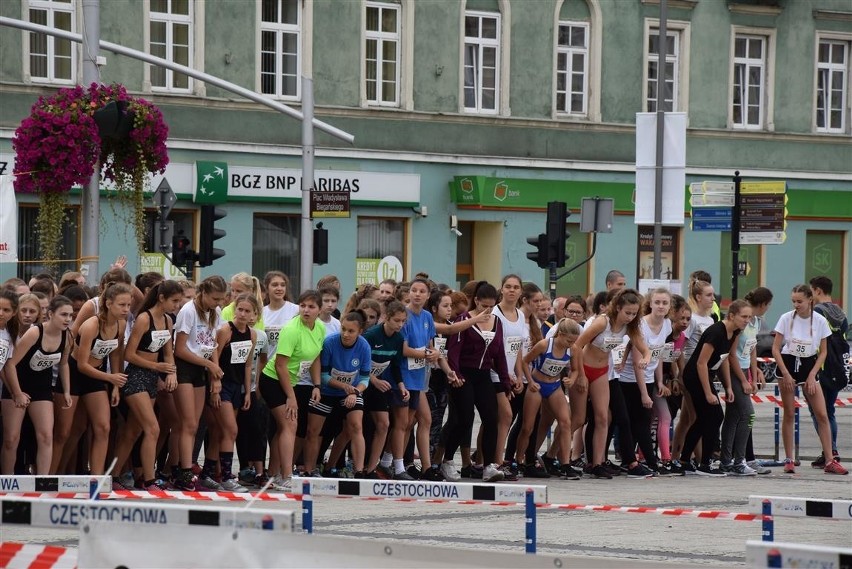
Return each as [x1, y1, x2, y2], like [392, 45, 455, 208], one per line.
[0, 542, 76, 569]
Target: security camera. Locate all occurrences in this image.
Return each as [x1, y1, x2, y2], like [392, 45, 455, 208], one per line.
[413, 206, 428, 217]
[451, 228, 463, 237]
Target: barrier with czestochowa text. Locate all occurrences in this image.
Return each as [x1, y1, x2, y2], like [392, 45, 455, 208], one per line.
[0, 475, 110, 493]
[0, 496, 295, 531]
[291, 477, 548, 503]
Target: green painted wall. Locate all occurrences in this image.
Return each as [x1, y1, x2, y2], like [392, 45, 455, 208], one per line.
[313, 0, 361, 107]
[413, 0, 461, 112]
[509, 0, 555, 118]
[203, 0, 257, 99]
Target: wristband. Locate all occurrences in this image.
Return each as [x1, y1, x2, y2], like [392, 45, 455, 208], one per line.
[312, 385, 320, 389]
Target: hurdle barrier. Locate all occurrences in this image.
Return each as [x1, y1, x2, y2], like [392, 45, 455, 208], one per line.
[747, 495, 852, 549]
[745, 541, 852, 568]
[0, 475, 110, 495]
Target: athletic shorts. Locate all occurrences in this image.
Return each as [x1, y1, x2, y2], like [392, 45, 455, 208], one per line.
[219, 380, 245, 406]
[2, 376, 54, 402]
[122, 364, 159, 399]
[294, 384, 314, 438]
[176, 358, 207, 388]
[537, 380, 562, 399]
[777, 354, 818, 385]
[583, 364, 609, 384]
[258, 374, 288, 410]
[73, 358, 110, 396]
[309, 393, 364, 417]
[389, 388, 419, 410]
[363, 384, 391, 413]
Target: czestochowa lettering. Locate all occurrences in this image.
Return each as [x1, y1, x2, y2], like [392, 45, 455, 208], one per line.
[372, 482, 459, 499]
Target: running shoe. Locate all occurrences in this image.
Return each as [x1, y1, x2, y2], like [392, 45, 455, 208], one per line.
[269, 475, 291, 491]
[220, 478, 249, 492]
[406, 464, 422, 479]
[324, 467, 340, 478]
[824, 459, 848, 475]
[173, 471, 197, 491]
[376, 465, 394, 480]
[362, 470, 380, 479]
[569, 457, 586, 471]
[665, 460, 685, 476]
[420, 466, 445, 482]
[746, 460, 771, 475]
[253, 473, 271, 489]
[537, 454, 562, 477]
[393, 470, 416, 481]
[460, 464, 483, 479]
[655, 462, 677, 477]
[307, 468, 323, 478]
[440, 461, 461, 482]
[627, 463, 656, 479]
[783, 459, 796, 474]
[560, 464, 581, 480]
[238, 466, 257, 485]
[811, 453, 827, 469]
[112, 472, 135, 491]
[482, 463, 505, 482]
[719, 461, 734, 474]
[603, 460, 623, 477]
[500, 462, 519, 481]
[590, 464, 612, 479]
[681, 460, 698, 475]
[143, 479, 170, 492]
[341, 462, 355, 479]
[695, 464, 727, 477]
[522, 463, 551, 479]
[730, 461, 757, 476]
[197, 475, 225, 491]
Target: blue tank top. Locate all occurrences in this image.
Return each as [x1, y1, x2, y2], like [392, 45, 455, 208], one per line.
[533, 338, 571, 379]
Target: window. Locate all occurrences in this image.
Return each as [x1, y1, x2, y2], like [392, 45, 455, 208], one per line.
[253, 214, 301, 295]
[555, 22, 588, 116]
[646, 29, 679, 112]
[17, 205, 79, 281]
[364, 2, 400, 106]
[28, 0, 75, 84]
[149, 0, 192, 91]
[463, 11, 500, 114]
[260, 0, 301, 100]
[816, 39, 849, 133]
[732, 34, 767, 129]
[355, 218, 405, 285]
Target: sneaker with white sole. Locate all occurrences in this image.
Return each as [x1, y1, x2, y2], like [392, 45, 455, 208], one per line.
[440, 461, 461, 482]
[482, 463, 505, 482]
[695, 464, 727, 477]
[746, 460, 771, 475]
[730, 461, 757, 476]
[269, 475, 291, 491]
[221, 478, 249, 492]
[197, 475, 224, 491]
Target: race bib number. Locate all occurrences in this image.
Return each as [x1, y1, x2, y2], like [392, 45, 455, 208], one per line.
[649, 344, 665, 362]
[539, 357, 567, 378]
[434, 337, 448, 358]
[505, 336, 523, 358]
[29, 349, 61, 372]
[0, 339, 9, 367]
[788, 338, 815, 358]
[230, 340, 253, 364]
[611, 344, 626, 366]
[601, 336, 623, 352]
[298, 360, 312, 381]
[743, 338, 757, 357]
[200, 345, 215, 360]
[332, 368, 357, 386]
[266, 326, 281, 346]
[480, 330, 495, 351]
[146, 330, 171, 353]
[91, 338, 119, 360]
[407, 356, 426, 370]
[371, 360, 390, 378]
[711, 353, 730, 371]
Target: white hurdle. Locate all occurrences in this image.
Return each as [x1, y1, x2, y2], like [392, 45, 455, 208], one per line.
[0, 475, 110, 494]
[745, 540, 852, 568]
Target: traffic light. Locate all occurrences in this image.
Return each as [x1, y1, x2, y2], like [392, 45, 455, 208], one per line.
[313, 222, 328, 265]
[526, 233, 548, 269]
[198, 205, 226, 267]
[545, 201, 570, 268]
[172, 232, 191, 266]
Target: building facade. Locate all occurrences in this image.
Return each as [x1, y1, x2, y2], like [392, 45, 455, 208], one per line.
[0, 0, 850, 323]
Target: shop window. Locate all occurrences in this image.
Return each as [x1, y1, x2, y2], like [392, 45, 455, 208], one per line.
[356, 217, 405, 285]
[253, 214, 300, 294]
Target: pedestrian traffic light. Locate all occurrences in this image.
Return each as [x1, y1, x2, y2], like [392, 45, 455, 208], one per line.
[545, 201, 570, 268]
[198, 205, 226, 267]
[172, 232, 191, 266]
[527, 233, 548, 269]
[313, 222, 328, 265]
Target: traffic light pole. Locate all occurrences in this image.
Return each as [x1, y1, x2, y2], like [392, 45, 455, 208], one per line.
[731, 171, 742, 302]
[80, 0, 100, 282]
[300, 77, 315, 293]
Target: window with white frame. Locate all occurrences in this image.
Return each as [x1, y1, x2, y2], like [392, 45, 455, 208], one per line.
[365, 2, 400, 106]
[260, 0, 301, 99]
[816, 39, 849, 133]
[732, 34, 766, 129]
[555, 22, 588, 116]
[463, 11, 500, 114]
[646, 29, 679, 112]
[149, 0, 192, 91]
[28, 0, 75, 84]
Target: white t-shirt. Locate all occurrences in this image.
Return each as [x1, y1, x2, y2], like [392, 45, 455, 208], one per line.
[619, 317, 672, 384]
[249, 328, 268, 392]
[320, 316, 341, 336]
[0, 328, 12, 368]
[175, 302, 222, 361]
[262, 302, 299, 358]
[492, 305, 528, 383]
[773, 310, 831, 358]
[683, 313, 715, 362]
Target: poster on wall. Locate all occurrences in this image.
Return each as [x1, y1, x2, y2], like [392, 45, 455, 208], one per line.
[141, 253, 191, 280]
[636, 225, 680, 289]
[355, 256, 403, 286]
[0, 175, 18, 262]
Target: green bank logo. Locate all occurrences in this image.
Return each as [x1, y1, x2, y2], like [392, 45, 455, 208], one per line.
[195, 161, 228, 204]
[494, 180, 508, 202]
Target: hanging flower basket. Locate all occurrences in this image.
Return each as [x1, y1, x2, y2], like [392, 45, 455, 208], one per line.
[12, 83, 169, 268]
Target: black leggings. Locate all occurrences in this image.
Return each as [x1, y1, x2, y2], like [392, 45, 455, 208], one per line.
[680, 376, 723, 465]
[586, 379, 636, 465]
[619, 382, 658, 468]
[441, 368, 499, 465]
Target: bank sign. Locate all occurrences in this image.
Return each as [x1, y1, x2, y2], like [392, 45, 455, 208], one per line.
[147, 161, 420, 207]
